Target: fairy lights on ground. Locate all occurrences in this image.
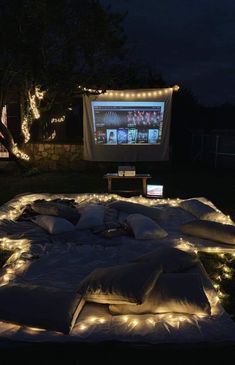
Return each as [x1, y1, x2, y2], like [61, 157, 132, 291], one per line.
[128, 319, 139, 328]
[78, 313, 210, 334]
[0, 195, 34, 286]
[199, 251, 235, 309]
[77, 316, 107, 332]
[175, 238, 196, 252]
[0, 238, 29, 253]
[0, 237, 30, 286]
[78, 324, 88, 331]
[76, 312, 211, 335]
[26, 326, 46, 333]
[77, 313, 196, 332]
[0, 259, 30, 286]
[122, 316, 129, 323]
[218, 290, 227, 299]
[146, 318, 155, 326]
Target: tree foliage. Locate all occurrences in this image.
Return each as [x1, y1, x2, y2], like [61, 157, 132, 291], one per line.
[0, 0, 127, 166]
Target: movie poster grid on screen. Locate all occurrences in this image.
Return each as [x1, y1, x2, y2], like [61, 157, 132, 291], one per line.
[91, 101, 165, 145]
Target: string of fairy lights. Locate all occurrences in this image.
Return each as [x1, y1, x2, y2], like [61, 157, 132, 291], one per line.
[78, 84, 180, 98]
[209, 252, 234, 300]
[0, 194, 234, 333]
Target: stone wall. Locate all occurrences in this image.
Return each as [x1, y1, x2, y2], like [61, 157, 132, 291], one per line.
[25, 143, 84, 170]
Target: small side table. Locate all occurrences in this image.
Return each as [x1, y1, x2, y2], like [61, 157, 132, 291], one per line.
[104, 173, 151, 195]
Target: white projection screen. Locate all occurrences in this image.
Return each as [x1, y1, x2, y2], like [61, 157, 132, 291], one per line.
[83, 88, 173, 161]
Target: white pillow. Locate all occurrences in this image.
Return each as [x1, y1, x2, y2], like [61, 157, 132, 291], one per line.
[78, 261, 162, 305]
[109, 273, 211, 316]
[32, 215, 76, 234]
[31, 201, 80, 224]
[76, 204, 105, 230]
[107, 201, 166, 222]
[127, 213, 168, 240]
[180, 199, 223, 222]
[132, 246, 198, 273]
[0, 284, 85, 334]
[181, 220, 235, 245]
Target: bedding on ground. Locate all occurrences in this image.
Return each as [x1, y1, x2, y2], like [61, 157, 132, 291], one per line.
[0, 193, 234, 347]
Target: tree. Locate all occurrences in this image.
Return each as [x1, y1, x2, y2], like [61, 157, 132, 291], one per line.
[0, 0, 127, 168]
[170, 88, 200, 161]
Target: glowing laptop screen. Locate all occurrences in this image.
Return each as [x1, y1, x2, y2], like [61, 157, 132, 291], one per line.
[146, 184, 163, 197]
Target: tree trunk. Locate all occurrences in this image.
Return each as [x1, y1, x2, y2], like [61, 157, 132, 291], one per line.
[0, 116, 31, 172]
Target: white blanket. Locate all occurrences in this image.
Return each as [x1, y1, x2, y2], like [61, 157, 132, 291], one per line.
[0, 193, 235, 346]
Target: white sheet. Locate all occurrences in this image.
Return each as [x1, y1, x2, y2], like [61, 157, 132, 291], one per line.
[0, 193, 235, 346]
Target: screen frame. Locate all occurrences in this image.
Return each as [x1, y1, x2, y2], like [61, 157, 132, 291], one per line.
[83, 88, 173, 162]
[146, 184, 164, 197]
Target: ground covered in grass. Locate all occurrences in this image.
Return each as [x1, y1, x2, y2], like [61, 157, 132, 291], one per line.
[199, 252, 235, 318]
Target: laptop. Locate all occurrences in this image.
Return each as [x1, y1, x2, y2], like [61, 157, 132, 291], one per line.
[146, 184, 164, 198]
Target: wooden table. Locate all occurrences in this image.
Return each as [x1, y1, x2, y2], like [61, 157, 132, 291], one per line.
[104, 173, 151, 195]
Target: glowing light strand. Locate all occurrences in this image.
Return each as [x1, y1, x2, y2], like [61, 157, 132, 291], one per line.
[77, 85, 180, 98]
[21, 116, 31, 143]
[51, 115, 65, 124]
[28, 86, 46, 120]
[12, 143, 30, 161]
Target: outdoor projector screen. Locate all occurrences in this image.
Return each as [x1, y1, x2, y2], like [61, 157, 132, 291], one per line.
[83, 89, 173, 161]
[91, 101, 164, 145]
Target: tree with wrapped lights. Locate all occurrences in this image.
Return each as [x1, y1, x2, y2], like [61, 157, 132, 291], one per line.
[0, 0, 127, 168]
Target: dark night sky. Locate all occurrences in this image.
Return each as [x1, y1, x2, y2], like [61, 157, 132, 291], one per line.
[101, 0, 235, 106]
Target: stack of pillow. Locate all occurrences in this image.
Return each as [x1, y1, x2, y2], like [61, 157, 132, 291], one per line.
[179, 199, 235, 245]
[0, 283, 85, 334]
[78, 246, 211, 317]
[31, 199, 169, 240]
[0, 200, 220, 335]
[31, 200, 81, 234]
[107, 200, 168, 240]
[0, 247, 210, 334]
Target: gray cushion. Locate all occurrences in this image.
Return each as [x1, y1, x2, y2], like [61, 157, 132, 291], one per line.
[180, 199, 223, 222]
[109, 273, 211, 315]
[127, 213, 168, 240]
[132, 246, 198, 273]
[107, 201, 166, 222]
[31, 201, 80, 224]
[76, 204, 105, 230]
[0, 284, 85, 334]
[181, 220, 235, 245]
[78, 261, 162, 305]
[32, 215, 76, 234]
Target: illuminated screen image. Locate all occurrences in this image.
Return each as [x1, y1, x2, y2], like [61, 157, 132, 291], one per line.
[92, 101, 165, 145]
[146, 184, 164, 197]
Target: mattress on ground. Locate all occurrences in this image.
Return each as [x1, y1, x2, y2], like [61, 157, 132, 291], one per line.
[0, 193, 234, 345]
